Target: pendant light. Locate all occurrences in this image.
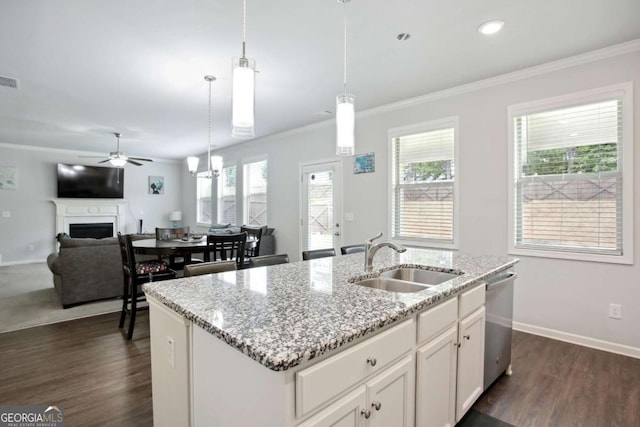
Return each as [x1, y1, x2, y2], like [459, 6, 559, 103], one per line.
[231, 0, 256, 139]
[187, 75, 223, 178]
[336, 0, 355, 156]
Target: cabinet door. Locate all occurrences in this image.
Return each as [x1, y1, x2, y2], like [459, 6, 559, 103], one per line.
[416, 325, 457, 427]
[456, 306, 485, 421]
[367, 355, 414, 427]
[298, 386, 368, 427]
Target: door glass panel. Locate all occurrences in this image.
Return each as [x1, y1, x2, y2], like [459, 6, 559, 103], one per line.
[305, 170, 334, 251]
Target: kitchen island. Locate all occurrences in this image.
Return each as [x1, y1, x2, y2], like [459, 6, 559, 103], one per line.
[143, 247, 517, 427]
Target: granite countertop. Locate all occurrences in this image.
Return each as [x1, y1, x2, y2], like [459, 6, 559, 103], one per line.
[143, 247, 518, 372]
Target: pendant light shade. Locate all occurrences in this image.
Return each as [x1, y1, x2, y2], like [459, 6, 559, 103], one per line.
[187, 156, 199, 174]
[232, 57, 255, 138]
[210, 155, 223, 176]
[336, 93, 355, 156]
[336, 0, 355, 156]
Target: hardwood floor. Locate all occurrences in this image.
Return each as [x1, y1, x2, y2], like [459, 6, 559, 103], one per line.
[475, 331, 640, 427]
[1, 317, 639, 427]
[0, 312, 153, 427]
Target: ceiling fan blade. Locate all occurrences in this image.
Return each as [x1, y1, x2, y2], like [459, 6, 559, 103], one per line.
[128, 157, 153, 162]
[126, 159, 143, 166]
[78, 156, 106, 159]
[98, 159, 111, 164]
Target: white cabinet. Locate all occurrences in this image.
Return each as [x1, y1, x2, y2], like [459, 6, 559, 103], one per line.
[455, 306, 485, 421]
[416, 284, 487, 427]
[416, 326, 458, 427]
[300, 356, 414, 427]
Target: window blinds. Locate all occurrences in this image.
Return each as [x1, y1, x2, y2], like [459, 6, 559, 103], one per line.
[244, 160, 267, 226]
[392, 127, 455, 243]
[514, 99, 623, 254]
[218, 165, 236, 225]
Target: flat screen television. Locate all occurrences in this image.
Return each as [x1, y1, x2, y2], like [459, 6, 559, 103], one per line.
[57, 163, 124, 198]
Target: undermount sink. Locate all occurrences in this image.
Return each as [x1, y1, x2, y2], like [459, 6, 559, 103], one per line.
[380, 268, 461, 285]
[353, 277, 434, 293]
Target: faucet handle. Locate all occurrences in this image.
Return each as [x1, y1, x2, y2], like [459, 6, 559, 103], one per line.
[366, 232, 383, 245]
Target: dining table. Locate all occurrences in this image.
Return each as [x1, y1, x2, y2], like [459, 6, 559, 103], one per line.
[132, 235, 258, 267]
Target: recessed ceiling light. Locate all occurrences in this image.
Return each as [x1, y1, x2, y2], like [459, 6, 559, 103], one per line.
[478, 20, 504, 35]
[397, 33, 410, 41]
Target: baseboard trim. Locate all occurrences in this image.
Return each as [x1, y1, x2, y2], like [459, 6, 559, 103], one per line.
[513, 321, 640, 360]
[0, 259, 47, 267]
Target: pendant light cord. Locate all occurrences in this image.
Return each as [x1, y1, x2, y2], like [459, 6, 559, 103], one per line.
[207, 79, 212, 173]
[242, 0, 247, 58]
[343, 0, 347, 94]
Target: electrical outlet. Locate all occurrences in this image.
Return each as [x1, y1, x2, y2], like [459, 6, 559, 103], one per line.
[27, 244, 35, 252]
[344, 212, 355, 221]
[609, 303, 622, 320]
[2, 211, 9, 218]
[167, 336, 175, 368]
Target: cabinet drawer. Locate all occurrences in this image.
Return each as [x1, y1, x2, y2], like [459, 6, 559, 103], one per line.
[417, 297, 457, 344]
[458, 284, 485, 319]
[296, 318, 415, 418]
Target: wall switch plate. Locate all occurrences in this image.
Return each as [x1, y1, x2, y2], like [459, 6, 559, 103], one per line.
[27, 244, 35, 252]
[2, 211, 9, 218]
[344, 212, 355, 221]
[609, 303, 622, 320]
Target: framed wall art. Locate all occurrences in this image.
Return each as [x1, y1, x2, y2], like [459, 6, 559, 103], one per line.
[149, 176, 164, 195]
[354, 152, 375, 174]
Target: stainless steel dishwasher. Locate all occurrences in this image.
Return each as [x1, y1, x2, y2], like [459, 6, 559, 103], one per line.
[483, 271, 517, 391]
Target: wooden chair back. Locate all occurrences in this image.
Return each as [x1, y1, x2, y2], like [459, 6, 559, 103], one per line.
[248, 254, 289, 268]
[184, 261, 237, 277]
[240, 225, 265, 257]
[205, 232, 247, 269]
[302, 248, 336, 261]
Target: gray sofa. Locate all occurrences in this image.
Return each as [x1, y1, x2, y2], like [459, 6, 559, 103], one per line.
[46, 234, 151, 308]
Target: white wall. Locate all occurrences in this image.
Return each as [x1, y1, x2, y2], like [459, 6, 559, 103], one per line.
[192, 48, 640, 352]
[0, 144, 183, 264]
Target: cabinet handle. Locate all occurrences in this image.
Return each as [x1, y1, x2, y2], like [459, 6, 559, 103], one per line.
[366, 357, 377, 366]
[361, 409, 371, 419]
[464, 335, 471, 340]
[372, 401, 382, 411]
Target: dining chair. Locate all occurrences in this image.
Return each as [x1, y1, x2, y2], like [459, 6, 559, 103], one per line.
[204, 232, 247, 270]
[340, 244, 366, 255]
[117, 233, 176, 340]
[302, 248, 336, 261]
[184, 261, 237, 277]
[248, 254, 289, 268]
[240, 225, 266, 257]
[155, 226, 202, 268]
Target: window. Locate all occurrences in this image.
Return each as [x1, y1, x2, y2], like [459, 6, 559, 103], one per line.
[196, 172, 212, 225]
[509, 83, 633, 263]
[218, 165, 237, 224]
[390, 118, 458, 247]
[243, 159, 267, 226]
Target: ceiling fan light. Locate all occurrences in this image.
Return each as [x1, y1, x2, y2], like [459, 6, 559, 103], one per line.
[336, 93, 355, 156]
[110, 157, 127, 167]
[231, 57, 256, 139]
[187, 156, 200, 174]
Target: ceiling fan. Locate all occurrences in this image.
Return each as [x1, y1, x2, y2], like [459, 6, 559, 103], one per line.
[79, 133, 153, 167]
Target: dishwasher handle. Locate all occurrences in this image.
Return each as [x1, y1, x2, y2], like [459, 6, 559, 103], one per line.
[485, 272, 517, 290]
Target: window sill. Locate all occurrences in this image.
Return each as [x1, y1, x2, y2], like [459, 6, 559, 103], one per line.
[508, 246, 633, 265]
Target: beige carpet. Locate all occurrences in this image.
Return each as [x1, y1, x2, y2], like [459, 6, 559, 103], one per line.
[0, 263, 121, 333]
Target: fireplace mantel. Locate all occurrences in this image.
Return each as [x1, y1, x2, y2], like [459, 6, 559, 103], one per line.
[52, 199, 128, 237]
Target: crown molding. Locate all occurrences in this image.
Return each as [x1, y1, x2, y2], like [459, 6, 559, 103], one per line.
[359, 38, 640, 119]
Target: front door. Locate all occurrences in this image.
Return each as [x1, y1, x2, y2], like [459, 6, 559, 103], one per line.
[301, 161, 342, 255]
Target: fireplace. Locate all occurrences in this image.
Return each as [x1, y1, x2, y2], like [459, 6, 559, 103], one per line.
[52, 199, 127, 237]
[69, 223, 114, 239]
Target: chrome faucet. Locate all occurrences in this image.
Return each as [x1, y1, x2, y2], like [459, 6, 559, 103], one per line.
[364, 232, 407, 272]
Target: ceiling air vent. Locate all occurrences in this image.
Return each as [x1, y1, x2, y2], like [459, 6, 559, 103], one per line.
[0, 75, 18, 89]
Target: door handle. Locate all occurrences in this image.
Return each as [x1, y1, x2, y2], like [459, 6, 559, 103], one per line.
[334, 232, 341, 236]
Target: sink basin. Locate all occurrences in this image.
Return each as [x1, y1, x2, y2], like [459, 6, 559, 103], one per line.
[353, 277, 433, 293]
[380, 268, 460, 285]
